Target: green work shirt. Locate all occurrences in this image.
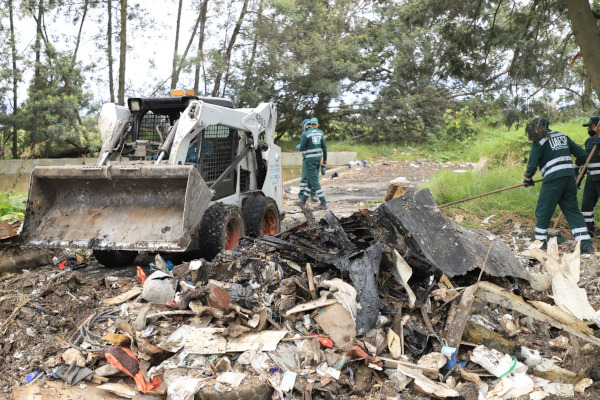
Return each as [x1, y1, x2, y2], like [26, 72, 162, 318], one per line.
[299, 127, 327, 161]
[525, 130, 586, 182]
[584, 137, 600, 181]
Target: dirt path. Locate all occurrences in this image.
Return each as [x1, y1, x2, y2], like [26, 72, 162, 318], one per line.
[282, 159, 473, 228]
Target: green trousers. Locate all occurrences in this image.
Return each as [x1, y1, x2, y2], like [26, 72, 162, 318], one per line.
[534, 176, 593, 250]
[299, 158, 326, 204]
[581, 179, 600, 236]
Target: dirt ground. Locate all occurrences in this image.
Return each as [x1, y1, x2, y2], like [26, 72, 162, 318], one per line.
[282, 159, 474, 227]
[3, 159, 600, 399]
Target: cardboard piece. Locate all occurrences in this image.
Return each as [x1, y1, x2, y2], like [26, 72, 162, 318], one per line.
[184, 328, 287, 355]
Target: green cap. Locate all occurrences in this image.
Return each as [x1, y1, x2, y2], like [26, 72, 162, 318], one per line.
[300, 119, 309, 127]
[309, 117, 319, 124]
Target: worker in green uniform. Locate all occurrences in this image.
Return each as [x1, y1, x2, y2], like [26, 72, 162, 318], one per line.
[296, 117, 327, 209]
[581, 117, 600, 237]
[523, 118, 595, 253]
[296, 119, 319, 202]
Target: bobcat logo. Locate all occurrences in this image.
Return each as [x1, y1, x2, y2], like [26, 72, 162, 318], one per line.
[549, 136, 567, 150]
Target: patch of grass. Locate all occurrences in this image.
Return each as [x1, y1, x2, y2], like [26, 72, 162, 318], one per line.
[422, 167, 542, 227]
[415, 118, 592, 165]
[0, 193, 26, 222]
[280, 139, 430, 163]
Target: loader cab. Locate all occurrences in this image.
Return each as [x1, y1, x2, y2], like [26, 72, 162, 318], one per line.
[126, 96, 239, 200]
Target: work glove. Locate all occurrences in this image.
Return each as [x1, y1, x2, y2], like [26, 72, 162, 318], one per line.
[593, 137, 600, 146]
[523, 178, 534, 188]
[295, 144, 301, 150]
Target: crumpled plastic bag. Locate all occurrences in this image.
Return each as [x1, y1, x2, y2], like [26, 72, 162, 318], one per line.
[228, 283, 257, 309]
[167, 377, 205, 400]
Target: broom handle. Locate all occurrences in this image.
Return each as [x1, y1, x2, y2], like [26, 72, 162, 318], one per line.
[439, 180, 541, 208]
[552, 144, 598, 229]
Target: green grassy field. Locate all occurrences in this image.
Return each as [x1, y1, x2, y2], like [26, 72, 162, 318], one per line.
[422, 118, 596, 228]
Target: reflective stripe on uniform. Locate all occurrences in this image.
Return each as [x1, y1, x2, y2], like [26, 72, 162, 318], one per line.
[540, 156, 571, 175]
[542, 163, 574, 177]
[302, 148, 322, 155]
[575, 235, 592, 241]
[535, 226, 547, 241]
[572, 227, 588, 234]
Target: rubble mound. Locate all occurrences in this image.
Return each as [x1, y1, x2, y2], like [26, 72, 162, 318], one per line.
[2, 189, 600, 399]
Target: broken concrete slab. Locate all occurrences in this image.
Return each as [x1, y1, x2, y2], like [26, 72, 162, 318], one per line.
[379, 189, 529, 280]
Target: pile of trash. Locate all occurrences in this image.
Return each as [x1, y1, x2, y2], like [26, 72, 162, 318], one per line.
[3, 188, 600, 399]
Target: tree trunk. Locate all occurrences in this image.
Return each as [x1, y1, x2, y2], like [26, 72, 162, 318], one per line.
[31, 0, 44, 147]
[71, 0, 89, 127]
[72, 0, 89, 64]
[9, 0, 18, 159]
[118, 0, 127, 105]
[565, 0, 600, 101]
[171, 0, 183, 90]
[193, 0, 209, 94]
[582, 74, 594, 110]
[172, 12, 204, 89]
[239, 0, 263, 107]
[212, 0, 249, 97]
[108, 0, 115, 103]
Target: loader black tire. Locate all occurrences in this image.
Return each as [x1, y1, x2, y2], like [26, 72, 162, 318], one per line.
[93, 250, 138, 268]
[198, 203, 246, 260]
[242, 196, 280, 237]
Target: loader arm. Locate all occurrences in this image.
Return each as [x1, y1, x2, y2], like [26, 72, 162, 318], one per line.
[169, 101, 277, 166]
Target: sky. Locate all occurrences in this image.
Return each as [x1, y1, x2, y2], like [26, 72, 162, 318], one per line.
[15, 1, 206, 107]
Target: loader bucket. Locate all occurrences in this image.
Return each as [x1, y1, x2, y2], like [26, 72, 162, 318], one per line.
[21, 165, 212, 252]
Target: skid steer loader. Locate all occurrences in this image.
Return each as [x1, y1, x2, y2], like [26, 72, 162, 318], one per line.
[21, 94, 283, 266]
